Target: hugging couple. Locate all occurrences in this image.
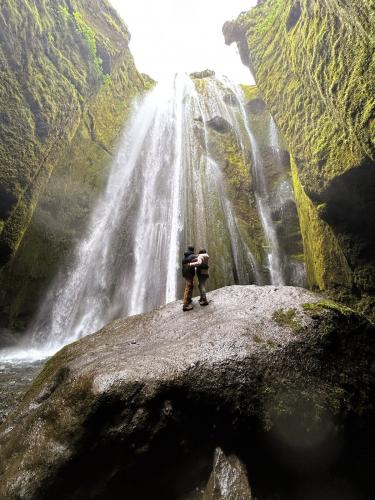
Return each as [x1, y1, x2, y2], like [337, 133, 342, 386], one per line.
[181, 245, 210, 312]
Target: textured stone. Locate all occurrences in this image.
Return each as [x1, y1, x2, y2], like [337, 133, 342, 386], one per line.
[190, 69, 216, 79]
[206, 116, 232, 134]
[203, 448, 252, 500]
[0, 285, 374, 499]
[245, 98, 266, 115]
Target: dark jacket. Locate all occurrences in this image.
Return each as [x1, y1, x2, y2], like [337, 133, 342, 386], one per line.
[182, 250, 197, 278]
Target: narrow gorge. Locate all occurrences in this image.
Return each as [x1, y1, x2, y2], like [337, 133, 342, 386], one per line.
[0, 0, 374, 499]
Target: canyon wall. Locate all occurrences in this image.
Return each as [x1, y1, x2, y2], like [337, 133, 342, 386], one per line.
[0, 0, 146, 333]
[224, 0, 375, 317]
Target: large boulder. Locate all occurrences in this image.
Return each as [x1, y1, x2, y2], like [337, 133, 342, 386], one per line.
[0, 285, 374, 499]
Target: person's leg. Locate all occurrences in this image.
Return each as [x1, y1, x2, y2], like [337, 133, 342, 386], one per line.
[183, 277, 194, 310]
[198, 275, 208, 304]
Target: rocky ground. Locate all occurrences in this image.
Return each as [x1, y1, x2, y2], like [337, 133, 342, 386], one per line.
[0, 285, 374, 499]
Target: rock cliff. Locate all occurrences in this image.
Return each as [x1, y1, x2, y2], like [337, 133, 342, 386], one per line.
[223, 0, 375, 318]
[0, 0, 146, 332]
[0, 286, 374, 499]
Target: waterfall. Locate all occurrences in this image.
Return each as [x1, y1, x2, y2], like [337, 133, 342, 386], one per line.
[218, 79, 286, 285]
[1, 73, 304, 362]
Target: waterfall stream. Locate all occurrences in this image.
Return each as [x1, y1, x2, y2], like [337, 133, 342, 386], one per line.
[1, 73, 304, 361]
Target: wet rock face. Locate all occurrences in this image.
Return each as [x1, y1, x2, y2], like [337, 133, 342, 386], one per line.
[225, 0, 375, 309]
[0, 0, 140, 264]
[206, 116, 233, 134]
[0, 286, 374, 499]
[190, 69, 216, 79]
[0, 0, 145, 332]
[246, 98, 266, 115]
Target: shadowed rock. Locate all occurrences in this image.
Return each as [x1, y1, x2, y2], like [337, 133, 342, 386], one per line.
[206, 116, 232, 134]
[0, 285, 374, 499]
[246, 98, 266, 115]
[203, 448, 252, 499]
[223, 92, 238, 107]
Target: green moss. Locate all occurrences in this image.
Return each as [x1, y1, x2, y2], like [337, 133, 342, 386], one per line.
[141, 74, 156, 91]
[73, 11, 104, 78]
[229, 0, 375, 305]
[239, 84, 258, 102]
[290, 253, 305, 262]
[272, 308, 303, 334]
[59, 5, 70, 20]
[193, 78, 208, 97]
[244, 0, 283, 35]
[291, 158, 352, 290]
[302, 300, 354, 316]
[0, 0, 145, 330]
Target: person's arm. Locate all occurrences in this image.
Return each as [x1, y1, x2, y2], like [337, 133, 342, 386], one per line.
[189, 255, 202, 267]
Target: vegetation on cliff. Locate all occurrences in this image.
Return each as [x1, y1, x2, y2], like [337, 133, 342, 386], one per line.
[224, 0, 375, 319]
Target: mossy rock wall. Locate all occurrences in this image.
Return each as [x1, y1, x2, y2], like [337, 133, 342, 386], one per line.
[290, 157, 351, 289]
[224, 0, 375, 311]
[0, 0, 145, 332]
[0, 0, 144, 264]
[192, 77, 305, 286]
[207, 126, 266, 270]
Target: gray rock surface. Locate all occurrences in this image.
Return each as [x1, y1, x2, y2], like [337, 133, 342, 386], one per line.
[0, 285, 374, 499]
[206, 116, 232, 133]
[0, 361, 43, 424]
[203, 448, 252, 500]
[190, 69, 216, 79]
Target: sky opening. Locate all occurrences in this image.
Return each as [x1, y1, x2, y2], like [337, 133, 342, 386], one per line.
[109, 0, 257, 84]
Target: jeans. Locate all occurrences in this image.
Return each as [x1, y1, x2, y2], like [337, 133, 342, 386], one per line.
[198, 274, 208, 302]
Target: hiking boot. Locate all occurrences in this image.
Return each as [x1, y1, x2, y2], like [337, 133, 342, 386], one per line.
[183, 304, 193, 311]
[199, 300, 209, 306]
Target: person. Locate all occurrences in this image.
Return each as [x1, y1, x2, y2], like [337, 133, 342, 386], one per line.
[181, 245, 197, 311]
[190, 249, 209, 306]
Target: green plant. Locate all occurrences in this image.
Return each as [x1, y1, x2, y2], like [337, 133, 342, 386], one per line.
[272, 308, 303, 334]
[73, 11, 103, 77]
[102, 73, 112, 86]
[59, 5, 70, 20]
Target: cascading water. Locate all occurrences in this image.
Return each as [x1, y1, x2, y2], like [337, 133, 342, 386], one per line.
[1, 73, 305, 362]
[267, 116, 306, 286]
[218, 78, 286, 285]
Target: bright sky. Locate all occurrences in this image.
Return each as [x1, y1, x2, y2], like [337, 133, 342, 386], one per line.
[109, 0, 257, 84]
